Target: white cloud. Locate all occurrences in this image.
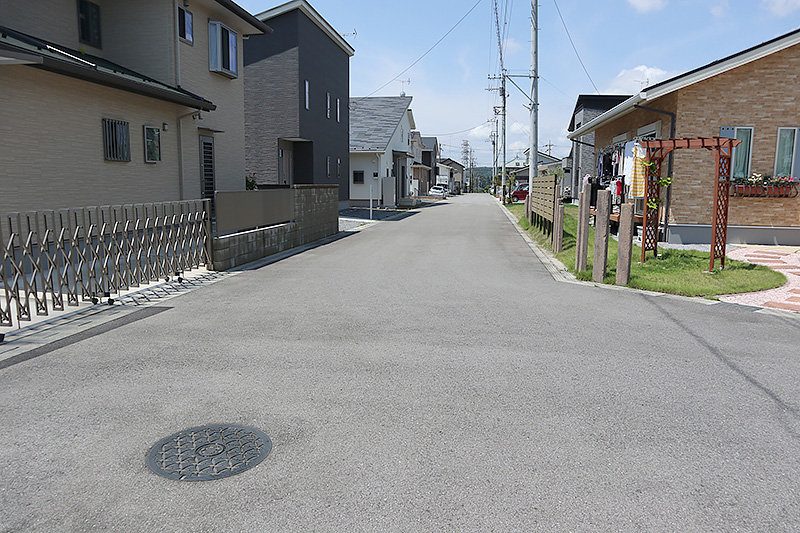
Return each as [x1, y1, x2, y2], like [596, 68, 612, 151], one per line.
[603, 65, 679, 94]
[761, 0, 800, 16]
[627, 0, 668, 13]
[503, 37, 523, 56]
[710, 0, 729, 17]
[509, 141, 528, 153]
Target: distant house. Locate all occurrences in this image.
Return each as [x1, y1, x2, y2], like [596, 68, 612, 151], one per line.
[349, 96, 415, 207]
[244, 0, 354, 209]
[568, 27, 800, 245]
[566, 95, 631, 198]
[409, 131, 429, 196]
[0, 0, 270, 216]
[506, 156, 528, 169]
[420, 137, 440, 196]
[439, 158, 465, 194]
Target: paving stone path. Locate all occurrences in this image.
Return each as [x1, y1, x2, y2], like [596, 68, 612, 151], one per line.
[721, 246, 800, 312]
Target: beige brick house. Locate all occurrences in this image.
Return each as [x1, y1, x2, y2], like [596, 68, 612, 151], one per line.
[568, 28, 800, 245]
[0, 0, 270, 216]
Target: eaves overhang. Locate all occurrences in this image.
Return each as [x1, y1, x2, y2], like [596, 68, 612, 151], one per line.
[256, 0, 354, 56]
[215, 0, 273, 34]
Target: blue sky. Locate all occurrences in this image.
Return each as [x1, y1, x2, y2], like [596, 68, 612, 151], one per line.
[238, 0, 800, 166]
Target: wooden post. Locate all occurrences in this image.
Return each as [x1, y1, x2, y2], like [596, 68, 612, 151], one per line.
[575, 189, 590, 271]
[592, 189, 611, 283]
[616, 202, 634, 285]
[553, 203, 564, 253]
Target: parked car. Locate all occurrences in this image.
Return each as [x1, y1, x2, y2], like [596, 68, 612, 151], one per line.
[511, 183, 529, 202]
[429, 185, 447, 197]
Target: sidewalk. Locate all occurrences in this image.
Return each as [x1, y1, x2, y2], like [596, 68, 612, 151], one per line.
[720, 245, 800, 312]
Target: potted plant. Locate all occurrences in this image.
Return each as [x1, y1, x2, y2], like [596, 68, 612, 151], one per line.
[766, 175, 799, 197]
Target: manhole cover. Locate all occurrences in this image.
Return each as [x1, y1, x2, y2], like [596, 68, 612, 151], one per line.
[147, 424, 272, 481]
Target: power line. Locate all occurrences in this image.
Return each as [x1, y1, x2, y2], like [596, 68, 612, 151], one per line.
[357, 0, 485, 99]
[552, 0, 599, 94]
[430, 120, 493, 137]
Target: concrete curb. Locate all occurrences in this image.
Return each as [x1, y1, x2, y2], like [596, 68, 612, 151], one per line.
[496, 198, 800, 321]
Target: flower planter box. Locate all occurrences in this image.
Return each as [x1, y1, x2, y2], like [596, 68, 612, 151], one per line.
[732, 184, 799, 197]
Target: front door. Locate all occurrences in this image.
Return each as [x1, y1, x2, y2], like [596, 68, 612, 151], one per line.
[200, 135, 215, 207]
[279, 140, 294, 185]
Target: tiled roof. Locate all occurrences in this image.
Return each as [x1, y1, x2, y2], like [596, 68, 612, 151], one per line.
[349, 96, 412, 152]
[0, 25, 215, 111]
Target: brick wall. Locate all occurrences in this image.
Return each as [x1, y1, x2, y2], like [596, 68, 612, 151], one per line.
[594, 44, 800, 229]
[211, 184, 339, 270]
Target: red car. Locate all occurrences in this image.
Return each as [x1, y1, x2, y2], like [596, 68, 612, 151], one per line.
[511, 183, 529, 202]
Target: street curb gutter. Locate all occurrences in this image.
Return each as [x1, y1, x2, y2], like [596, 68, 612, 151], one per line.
[496, 199, 800, 321]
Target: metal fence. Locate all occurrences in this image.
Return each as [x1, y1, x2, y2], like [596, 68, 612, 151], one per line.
[1, 200, 211, 329]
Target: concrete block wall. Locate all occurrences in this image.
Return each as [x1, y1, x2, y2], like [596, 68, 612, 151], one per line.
[211, 184, 339, 270]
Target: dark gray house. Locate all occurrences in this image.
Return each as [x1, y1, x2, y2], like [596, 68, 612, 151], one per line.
[420, 137, 439, 196]
[567, 94, 630, 198]
[244, 0, 354, 208]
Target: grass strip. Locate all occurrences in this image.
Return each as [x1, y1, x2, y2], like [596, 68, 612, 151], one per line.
[506, 202, 786, 298]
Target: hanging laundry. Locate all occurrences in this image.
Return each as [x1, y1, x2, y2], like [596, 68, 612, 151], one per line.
[629, 142, 647, 198]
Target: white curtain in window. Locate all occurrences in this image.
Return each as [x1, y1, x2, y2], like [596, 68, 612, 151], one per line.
[733, 128, 752, 178]
[228, 30, 237, 74]
[776, 128, 795, 176]
[208, 22, 219, 70]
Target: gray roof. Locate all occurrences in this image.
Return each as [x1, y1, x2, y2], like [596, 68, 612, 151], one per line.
[421, 136, 438, 151]
[349, 96, 412, 152]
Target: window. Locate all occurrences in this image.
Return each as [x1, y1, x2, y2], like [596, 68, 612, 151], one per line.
[103, 119, 130, 162]
[327, 156, 331, 177]
[144, 126, 161, 163]
[305, 80, 310, 110]
[775, 127, 800, 176]
[326, 92, 331, 119]
[336, 98, 340, 123]
[178, 7, 193, 44]
[209, 21, 237, 77]
[337, 158, 341, 178]
[722, 126, 754, 178]
[78, 0, 101, 48]
[353, 170, 364, 184]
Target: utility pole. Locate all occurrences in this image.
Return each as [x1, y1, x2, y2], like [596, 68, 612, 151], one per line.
[529, 0, 538, 209]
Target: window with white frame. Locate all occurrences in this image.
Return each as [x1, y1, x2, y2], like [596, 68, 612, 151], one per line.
[305, 80, 310, 110]
[326, 92, 331, 119]
[178, 6, 193, 44]
[775, 127, 800, 177]
[144, 126, 161, 163]
[722, 126, 753, 178]
[337, 158, 341, 178]
[209, 21, 237, 77]
[336, 98, 340, 123]
[103, 119, 130, 162]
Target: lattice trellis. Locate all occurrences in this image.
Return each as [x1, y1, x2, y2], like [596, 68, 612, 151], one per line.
[640, 137, 740, 271]
[641, 152, 664, 263]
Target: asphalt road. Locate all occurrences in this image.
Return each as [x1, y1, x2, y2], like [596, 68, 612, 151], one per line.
[2, 194, 799, 531]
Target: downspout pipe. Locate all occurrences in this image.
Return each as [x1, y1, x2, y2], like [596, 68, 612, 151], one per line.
[633, 104, 676, 242]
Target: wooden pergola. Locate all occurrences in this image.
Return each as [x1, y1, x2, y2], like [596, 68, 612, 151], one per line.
[640, 137, 741, 271]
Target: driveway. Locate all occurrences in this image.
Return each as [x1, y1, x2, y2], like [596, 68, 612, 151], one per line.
[1, 194, 799, 531]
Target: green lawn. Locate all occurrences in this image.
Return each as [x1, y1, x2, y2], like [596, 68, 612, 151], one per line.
[506, 202, 786, 298]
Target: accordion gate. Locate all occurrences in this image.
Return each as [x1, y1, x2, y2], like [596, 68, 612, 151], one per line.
[0, 200, 212, 329]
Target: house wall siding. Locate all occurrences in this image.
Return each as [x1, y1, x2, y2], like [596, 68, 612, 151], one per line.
[296, 11, 350, 202]
[177, 0, 249, 197]
[243, 11, 300, 186]
[0, 0, 98, 53]
[0, 66, 184, 217]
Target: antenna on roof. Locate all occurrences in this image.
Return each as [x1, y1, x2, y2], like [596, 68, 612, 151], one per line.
[396, 78, 411, 97]
[342, 29, 357, 38]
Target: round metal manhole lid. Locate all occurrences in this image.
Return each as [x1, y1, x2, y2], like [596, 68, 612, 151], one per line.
[147, 424, 272, 481]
